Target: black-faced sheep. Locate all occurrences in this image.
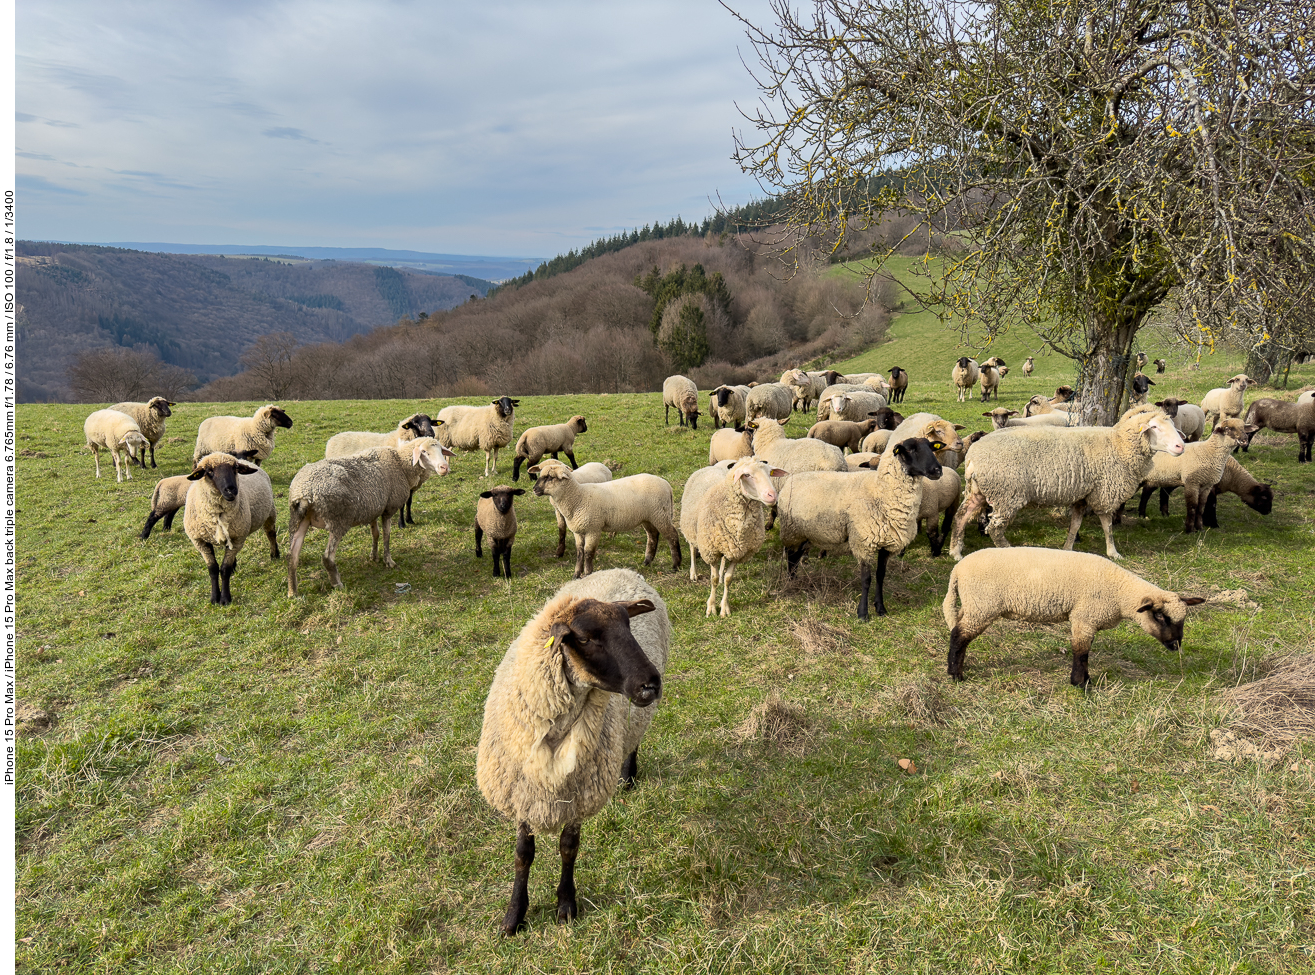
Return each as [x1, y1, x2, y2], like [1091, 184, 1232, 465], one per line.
[183, 453, 279, 606]
[437, 397, 519, 477]
[952, 356, 980, 403]
[193, 404, 293, 465]
[476, 486, 526, 578]
[1242, 397, 1315, 462]
[887, 366, 909, 403]
[326, 413, 440, 527]
[140, 449, 262, 540]
[110, 396, 174, 469]
[512, 416, 588, 481]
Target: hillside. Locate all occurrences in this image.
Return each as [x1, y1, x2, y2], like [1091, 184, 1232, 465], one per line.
[15, 242, 495, 402]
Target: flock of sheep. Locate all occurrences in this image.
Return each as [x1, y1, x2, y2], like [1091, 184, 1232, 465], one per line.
[80, 356, 1313, 934]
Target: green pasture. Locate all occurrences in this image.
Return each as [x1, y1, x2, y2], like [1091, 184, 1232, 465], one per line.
[14, 321, 1315, 972]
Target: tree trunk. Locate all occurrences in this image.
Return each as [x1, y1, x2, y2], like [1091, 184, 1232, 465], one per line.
[1077, 315, 1139, 427]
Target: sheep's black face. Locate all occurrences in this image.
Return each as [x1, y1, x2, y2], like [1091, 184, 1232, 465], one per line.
[553, 599, 661, 706]
[1247, 484, 1274, 514]
[206, 463, 242, 501]
[1137, 596, 1205, 652]
[481, 487, 524, 514]
[270, 408, 293, 429]
[957, 356, 971, 370]
[575, 417, 588, 433]
[409, 415, 436, 438]
[716, 388, 732, 407]
[892, 437, 943, 480]
[153, 400, 173, 418]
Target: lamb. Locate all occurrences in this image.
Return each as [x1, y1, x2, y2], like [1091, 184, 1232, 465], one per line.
[710, 384, 751, 430]
[820, 390, 888, 422]
[1154, 358, 1167, 373]
[139, 449, 262, 540]
[943, 547, 1204, 686]
[687, 457, 786, 616]
[286, 438, 454, 596]
[1154, 397, 1206, 443]
[1134, 351, 1149, 370]
[437, 396, 519, 477]
[845, 452, 882, 470]
[886, 366, 909, 403]
[982, 407, 1079, 429]
[708, 426, 753, 466]
[744, 382, 794, 421]
[747, 417, 847, 474]
[777, 437, 945, 619]
[949, 404, 1186, 561]
[662, 375, 701, 429]
[952, 356, 981, 402]
[326, 413, 440, 526]
[1136, 418, 1253, 531]
[1129, 372, 1156, 406]
[1143, 453, 1275, 529]
[110, 396, 174, 469]
[978, 358, 1004, 402]
[915, 467, 962, 557]
[83, 409, 150, 482]
[1022, 356, 1035, 377]
[807, 418, 879, 453]
[193, 404, 293, 466]
[182, 452, 279, 606]
[1242, 397, 1315, 462]
[476, 568, 668, 936]
[512, 415, 589, 481]
[529, 459, 681, 578]
[476, 486, 527, 579]
[546, 462, 614, 559]
[1200, 374, 1250, 429]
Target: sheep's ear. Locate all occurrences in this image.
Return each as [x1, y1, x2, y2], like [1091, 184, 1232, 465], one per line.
[527, 464, 542, 475]
[432, 418, 445, 426]
[167, 401, 177, 406]
[981, 412, 993, 418]
[546, 620, 573, 649]
[953, 424, 966, 430]
[1179, 595, 1207, 606]
[186, 467, 207, 481]
[512, 489, 526, 496]
[479, 491, 493, 499]
[892, 444, 905, 458]
[411, 442, 428, 465]
[441, 445, 455, 457]
[234, 461, 260, 476]
[769, 468, 790, 477]
[1147, 378, 1156, 385]
[618, 599, 656, 618]
[1135, 597, 1157, 614]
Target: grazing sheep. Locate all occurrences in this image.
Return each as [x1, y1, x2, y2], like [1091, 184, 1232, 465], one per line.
[437, 396, 519, 477]
[326, 413, 441, 527]
[287, 438, 454, 596]
[819, 390, 888, 422]
[183, 453, 279, 606]
[476, 486, 527, 579]
[807, 418, 879, 454]
[747, 417, 847, 474]
[1129, 372, 1156, 406]
[1154, 358, 1167, 373]
[1154, 397, 1206, 443]
[83, 409, 150, 482]
[710, 384, 751, 430]
[193, 404, 293, 466]
[110, 396, 174, 469]
[952, 356, 981, 402]
[944, 547, 1204, 686]
[745, 382, 795, 421]
[887, 366, 909, 404]
[1022, 356, 1035, 377]
[477, 568, 668, 936]
[688, 457, 786, 616]
[708, 427, 753, 466]
[778, 437, 945, 619]
[1200, 374, 1250, 429]
[662, 375, 701, 429]
[1136, 418, 1253, 531]
[949, 404, 1186, 561]
[1242, 397, 1315, 462]
[139, 449, 262, 540]
[1139, 443, 1274, 528]
[512, 415, 589, 481]
[545, 462, 613, 559]
[982, 407, 1080, 429]
[530, 459, 681, 578]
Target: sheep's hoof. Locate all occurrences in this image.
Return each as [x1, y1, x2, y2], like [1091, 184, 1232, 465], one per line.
[556, 900, 577, 924]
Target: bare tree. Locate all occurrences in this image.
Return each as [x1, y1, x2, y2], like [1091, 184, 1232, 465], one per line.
[731, 0, 1315, 423]
[239, 332, 300, 401]
[67, 347, 196, 403]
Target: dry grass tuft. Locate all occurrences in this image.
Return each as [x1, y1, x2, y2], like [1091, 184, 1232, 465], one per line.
[1218, 653, 1315, 755]
[770, 563, 853, 605]
[881, 676, 954, 727]
[734, 690, 814, 755]
[789, 616, 851, 656]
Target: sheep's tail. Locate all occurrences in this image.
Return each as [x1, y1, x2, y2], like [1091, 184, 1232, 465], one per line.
[942, 566, 961, 632]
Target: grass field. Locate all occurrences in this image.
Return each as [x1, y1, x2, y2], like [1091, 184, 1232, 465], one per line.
[14, 299, 1315, 973]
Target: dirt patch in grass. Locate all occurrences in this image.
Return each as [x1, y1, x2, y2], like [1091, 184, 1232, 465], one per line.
[734, 690, 814, 755]
[1215, 653, 1315, 759]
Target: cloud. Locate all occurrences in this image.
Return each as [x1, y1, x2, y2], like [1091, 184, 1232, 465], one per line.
[262, 127, 321, 144]
[17, 174, 87, 196]
[16, 111, 79, 128]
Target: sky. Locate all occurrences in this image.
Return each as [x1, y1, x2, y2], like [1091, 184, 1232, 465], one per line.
[16, 0, 780, 259]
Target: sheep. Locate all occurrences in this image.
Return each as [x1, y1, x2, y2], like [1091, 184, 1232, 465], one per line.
[110, 396, 174, 469]
[1023, 387, 1078, 416]
[886, 366, 909, 404]
[708, 426, 753, 466]
[998, 365, 1010, 379]
[139, 448, 262, 540]
[1298, 387, 1315, 407]
[476, 485, 527, 579]
[678, 460, 737, 580]
[710, 384, 751, 430]
[662, 375, 700, 429]
[881, 413, 967, 461]
[820, 390, 888, 422]
[982, 407, 1080, 429]
[287, 438, 454, 596]
[1154, 397, 1206, 443]
[845, 452, 882, 471]
[952, 356, 981, 402]
[182, 453, 279, 606]
[1200, 374, 1250, 429]
[1154, 358, 1167, 373]
[1242, 397, 1315, 462]
[512, 415, 588, 481]
[943, 547, 1205, 686]
[529, 459, 681, 578]
[747, 417, 847, 474]
[476, 568, 668, 936]
[783, 369, 830, 412]
[807, 418, 879, 454]
[915, 466, 962, 557]
[860, 430, 893, 454]
[1022, 356, 1035, 377]
[1135, 418, 1253, 531]
[1129, 372, 1156, 406]
[745, 382, 795, 421]
[546, 462, 614, 559]
[687, 457, 786, 616]
[978, 358, 1004, 402]
[1202, 455, 1275, 527]
[949, 404, 1186, 561]
[83, 409, 150, 483]
[326, 413, 441, 527]
[193, 404, 293, 466]
[437, 396, 519, 477]
[777, 437, 946, 619]
[1134, 351, 1149, 370]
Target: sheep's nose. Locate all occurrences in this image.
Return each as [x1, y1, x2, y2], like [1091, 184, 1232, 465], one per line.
[1163, 638, 1181, 653]
[632, 679, 661, 707]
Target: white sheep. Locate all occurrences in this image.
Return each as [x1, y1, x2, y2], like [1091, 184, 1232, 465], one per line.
[747, 417, 847, 475]
[1155, 397, 1205, 442]
[1136, 417, 1253, 530]
[287, 438, 454, 595]
[860, 429, 894, 454]
[183, 453, 279, 606]
[679, 460, 737, 580]
[745, 382, 795, 421]
[807, 418, 878, 453]
[326, 413, 441, 527]
[1023, 386, 1077, 416]
[1200, 374, 1250, 429]
[475, 485, 527, 579]
[820, 390, 888, 422]
[530, 459, 681, 578]
[978, 359, 1003, 402]
[952, 356, 980, 402]
[512, 415, 588, 481]
[881, 413, 967, 462]
[193, 404, 294, 465]
[477, 568, 668, 936]
[944, 547, 1204, 686]
[949, 404, 1185, 561]
[83, 409, 149, 482]
[1022, 356, 1035, 377]
[545, 462, 614, 559]
[662, 375, 701, 429]
[437, 396, 519, 477]
[981, 407, 1079, 429]
[687, 458, 785, 616]
[110, 396, 174, 469]
[708, 427, 753, 466]
[139, 448, 262, 540]
[845, 451, 882, 471]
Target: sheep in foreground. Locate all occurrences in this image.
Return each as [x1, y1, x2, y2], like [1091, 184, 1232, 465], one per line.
[807, 418, 878, 454]
[477, 568, 668, 936]
[662, 375, 700, 429]
[110, 396, 174, 469]
[139, 449, 262, 540]
[437, 396, 519, 477]
[476, 486, 526, 579]
[952, 356, 980, 402]
[326, 413, 441, 527]
[183, 453, 279, 606]
[513, 415, 588, 481]
[83, 409, 150, 482]
[778, 437, 945, 619]
[687, 457, 786, 616]
[530, 459, 681, 578]
[287, 438, 454, 595]
[1129, 372, 1156, 406]
[678, 460, 737, 580]
[708, 427, 753, 466]
[747, 417, 847, 475]
[1136, 418, 1253, 532]
[1242, 397, 1315, 462]
[887, 366, 909, 403]
[545, 462, 613, 559]
[949, 404, 1185, 561]
[1155, 397, 1205, 442]
[193, 404, 293, 466]
[1200, 374, 1250, 429]
[710, 384, 751, 430]
[745, 382, 794, 421]
[944, 547, 1204, 686]
[1139, 448, 1274, 529]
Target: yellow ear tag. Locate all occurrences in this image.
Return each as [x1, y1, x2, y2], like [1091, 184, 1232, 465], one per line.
[544, 636, 555, 649]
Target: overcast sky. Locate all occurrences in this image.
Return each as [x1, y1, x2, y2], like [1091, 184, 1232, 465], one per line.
[17, 1, 778, 258]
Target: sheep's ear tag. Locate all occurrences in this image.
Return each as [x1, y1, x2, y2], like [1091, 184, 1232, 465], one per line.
[892, 444, 905, 457]
[186, 467, 206, 481]
[930, 441, 946, 451]
[432, 418, 445, 426]
[546, 621, 572, 650]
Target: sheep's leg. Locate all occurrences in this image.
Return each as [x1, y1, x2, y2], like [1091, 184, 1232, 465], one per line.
[621, 748, 640, 788]
[664, 402, 670, 425]
[1183, 485, 1201, 534]
[475, 524, 484, 558]
[264, 515, 280, 559]
[719, 560, 735, 617]
[1159, 486, 1175, 517]
[668, 527, 682, 572]
[984, 503, 1016, 550]
[564, 450, 578, 469]
[500, 539, 512, 579]
[555, 513, 568, 559]
[1069, 625, 1096, 687]
[200, 542, 222, 604]
[785, 542, 807, 577]
[369, 518, 380, 562]
[642, 524, 659, 566]
[380, 511, 395, 568]
[1202, 488, 1220, 529]
[949, 490, 987, 560]
[1300, 430, 1313, 463]
[705, 555, 720, 616]
[932, 499, 958, 557]
[149, 444, 157, 469]
[501, 823, 535, 937]
[163, 509, 177, 531]
[287, 516, 312, 596]
[947, 621, 988, 681]
[512, 456, 524, 482]
[323, 532, 343, 588]
[689, 544, 700, 581]
[1137, 486, 1154, 518]
[1096, 510, 1122, 560]
[556, 823, 580, 924]
[112, 449, 123, 483]
[91, 446, 101, 479]
[140, 511, 164, 541]
[219, 550, 237, 606]
[1061, 504, 1086, 550]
